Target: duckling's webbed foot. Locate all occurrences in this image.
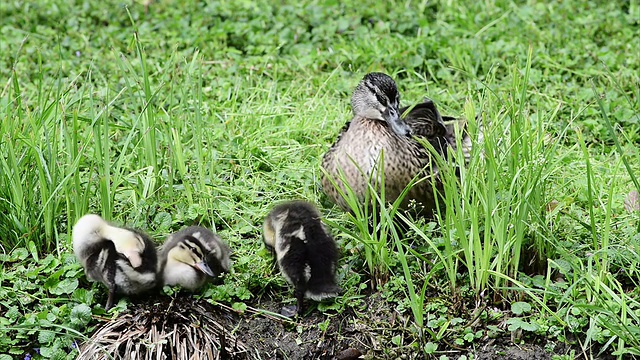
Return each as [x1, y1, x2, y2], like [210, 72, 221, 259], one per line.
[280, 286, 306, 318]
[280, 305, 298, 318]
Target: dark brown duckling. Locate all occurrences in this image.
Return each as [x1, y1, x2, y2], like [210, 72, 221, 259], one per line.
[262, 200, 341, 317]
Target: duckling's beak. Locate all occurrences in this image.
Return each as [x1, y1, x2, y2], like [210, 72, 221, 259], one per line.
[124, 250, 142, 268]
[195, 261, 216, 277]
[384, 106, 411, 137]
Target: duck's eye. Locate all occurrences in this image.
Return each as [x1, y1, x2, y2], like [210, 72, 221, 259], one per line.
[364, 83, 388, 106]
[375, 93, 389, 107]
[376, 90, 390, 106]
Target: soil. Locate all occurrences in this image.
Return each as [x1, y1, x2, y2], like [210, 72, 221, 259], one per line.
[227, 295, 565, 360]
[81, 293, 618, 360]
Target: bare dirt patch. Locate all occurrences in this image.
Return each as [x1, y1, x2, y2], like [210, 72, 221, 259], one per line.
[79, 293, 609, 359]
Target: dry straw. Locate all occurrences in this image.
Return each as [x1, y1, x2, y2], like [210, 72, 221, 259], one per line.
[77, 296, 248, 360]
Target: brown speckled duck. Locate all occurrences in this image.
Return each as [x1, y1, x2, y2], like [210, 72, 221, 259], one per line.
[321, 72, 471, 217]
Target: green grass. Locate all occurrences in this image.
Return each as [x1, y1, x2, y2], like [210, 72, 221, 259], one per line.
[1, 0, 639, 358]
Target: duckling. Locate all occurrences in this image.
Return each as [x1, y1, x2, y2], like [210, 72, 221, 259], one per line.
[262, 200, 341, 316]
[401, 98, 475, 165]
[72, 214, 158, 310]
[159, 226, 231, 291]
[321, 72, 470, 217]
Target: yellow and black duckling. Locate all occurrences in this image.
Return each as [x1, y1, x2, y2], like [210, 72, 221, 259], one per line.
[262, 200, 341, 317]
[159, 226, 232, 291]
[321, 72, 471, 217]
[72, 214, 158, 310]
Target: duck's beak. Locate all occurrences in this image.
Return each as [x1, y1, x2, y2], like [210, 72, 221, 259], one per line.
[195, 261, 216, 277]
[385, 106, 411, 137]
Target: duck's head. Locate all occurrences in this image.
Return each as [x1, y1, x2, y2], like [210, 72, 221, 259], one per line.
[73, 214, 146, 268]
[351, 72, 410, 137]
[165, 236, 216, 278]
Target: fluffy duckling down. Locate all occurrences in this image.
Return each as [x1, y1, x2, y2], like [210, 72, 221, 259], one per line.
[263, 200, 341, 316]
[159, 226, 231, 291]
[72, 214, 158, 310]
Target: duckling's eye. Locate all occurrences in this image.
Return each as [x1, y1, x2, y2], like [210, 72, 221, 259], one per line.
[181, 240, 204, 258]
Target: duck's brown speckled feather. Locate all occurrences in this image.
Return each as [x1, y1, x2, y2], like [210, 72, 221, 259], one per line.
[322, 97, 468, 217]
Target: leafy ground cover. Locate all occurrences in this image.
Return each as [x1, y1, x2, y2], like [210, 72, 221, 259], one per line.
[0, 0, 638, 359]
